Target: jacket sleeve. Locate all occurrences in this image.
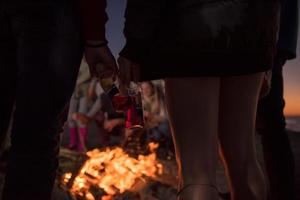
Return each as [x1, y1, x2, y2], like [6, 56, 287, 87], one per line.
[119, 0, 167, 63]
[78, 0, 108, 41]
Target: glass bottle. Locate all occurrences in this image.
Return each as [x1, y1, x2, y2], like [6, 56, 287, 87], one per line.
[96, 63, 144, 129]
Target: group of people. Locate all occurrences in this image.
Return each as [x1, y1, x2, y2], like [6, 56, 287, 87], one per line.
[66, 65, 171, 152]
[0, 0, 298, 200]
[66, 57, 108, 151]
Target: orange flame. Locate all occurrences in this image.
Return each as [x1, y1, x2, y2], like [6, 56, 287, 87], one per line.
[63, 143, 163, 199]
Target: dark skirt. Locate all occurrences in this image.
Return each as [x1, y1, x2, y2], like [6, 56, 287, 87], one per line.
[140, 50, 275, 81]
[123, 0, 281, 81]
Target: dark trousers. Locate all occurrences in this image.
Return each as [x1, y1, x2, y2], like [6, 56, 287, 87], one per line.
[0, 1, 83, 199]
[257, 55, 295, 200]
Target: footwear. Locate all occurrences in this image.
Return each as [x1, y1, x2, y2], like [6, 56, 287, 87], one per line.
[67, 127, 78, 150]
[177, 184, 219, 200]
[77, 127, 88, 152]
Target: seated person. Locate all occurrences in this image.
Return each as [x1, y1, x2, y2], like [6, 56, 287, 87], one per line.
[141, 81, 171, 146]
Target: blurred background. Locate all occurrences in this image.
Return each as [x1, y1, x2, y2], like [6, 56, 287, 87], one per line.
[106, 0, 300, 132]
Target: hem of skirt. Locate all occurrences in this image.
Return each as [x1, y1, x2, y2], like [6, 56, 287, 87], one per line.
[139, 51, 274, 81]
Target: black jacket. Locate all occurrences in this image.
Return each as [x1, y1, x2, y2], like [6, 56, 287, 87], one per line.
[277, 0, 298, 59]
[120, 0, 281, 80]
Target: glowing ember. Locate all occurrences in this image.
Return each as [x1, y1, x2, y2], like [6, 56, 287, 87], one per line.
[101, 195, 113, 200]
[62, 143, 163, 199]
[62, 172, 72, 184]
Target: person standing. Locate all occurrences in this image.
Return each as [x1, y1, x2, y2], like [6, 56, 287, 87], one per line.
[117, 0, 281, 199]
[0, 0, 117, 199]
[257, 0, 299, 199]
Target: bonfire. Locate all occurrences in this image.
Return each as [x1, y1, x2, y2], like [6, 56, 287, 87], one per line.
[61, 143, 163, 200]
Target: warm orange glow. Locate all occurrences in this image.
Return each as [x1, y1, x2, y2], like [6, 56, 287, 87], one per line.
[284, 87, 300, 116]
[101, 195, 113, 200]
[284, 98, 300, 116]
[62, 172, 72, 184]
[62, 143, 163, 199]
[284, 63, 300, 117]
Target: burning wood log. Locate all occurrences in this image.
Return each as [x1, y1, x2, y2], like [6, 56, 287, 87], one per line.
[57, 141, 171, 200]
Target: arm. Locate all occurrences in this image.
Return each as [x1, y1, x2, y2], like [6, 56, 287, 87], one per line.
[87, 78, 97, 101]
[104, 118, 125, 132]
[147, 103, 167, 125]
[78, 0, 108, 41]
[86, 97, 102, 118]
[78, 0, 118, 78]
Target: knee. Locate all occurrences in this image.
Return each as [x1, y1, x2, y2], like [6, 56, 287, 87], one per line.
[68, 120, 76, 128]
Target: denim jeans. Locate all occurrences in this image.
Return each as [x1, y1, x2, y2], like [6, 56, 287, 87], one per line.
[0, 1, 83, 199]
[257, 54, 295, 200]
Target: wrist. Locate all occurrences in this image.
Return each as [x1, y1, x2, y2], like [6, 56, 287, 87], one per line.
[85, 40, 108, 48]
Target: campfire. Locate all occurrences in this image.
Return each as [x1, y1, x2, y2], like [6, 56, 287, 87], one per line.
[61, 143, 164, 200]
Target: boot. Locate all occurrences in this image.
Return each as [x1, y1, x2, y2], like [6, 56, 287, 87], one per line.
[77, 127, 88, 152]
[68, 127, 78, 150]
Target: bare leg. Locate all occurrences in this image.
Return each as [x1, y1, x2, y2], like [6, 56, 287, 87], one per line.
[165, 77, 220, 200]
[218, 73, 267, 200]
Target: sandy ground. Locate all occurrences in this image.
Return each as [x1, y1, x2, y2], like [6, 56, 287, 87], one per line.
[0, 127, 299, 199]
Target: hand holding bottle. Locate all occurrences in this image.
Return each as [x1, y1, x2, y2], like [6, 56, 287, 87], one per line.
[84, 41, 118, 78]
[117, 56, 140, 85]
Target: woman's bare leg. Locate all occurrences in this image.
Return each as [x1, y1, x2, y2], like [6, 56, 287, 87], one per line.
[218, 73, 266, 200]
[165, 77, 220, 200]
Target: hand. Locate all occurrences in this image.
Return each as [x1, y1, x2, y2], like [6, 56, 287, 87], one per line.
[87, 89, 96, 102]
[84, 41, 118, 78]
[117, 56, 140, 86]
[103, 120, 115, 132]
[87, 81, 96, 101]
[144, 111, 152, 120]
[72, 113, 91, 125]
[104, 119, 124, 132]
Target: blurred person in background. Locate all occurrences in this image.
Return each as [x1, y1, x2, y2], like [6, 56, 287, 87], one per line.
[67, 58, 108, 151]
[257, 0, 299, 199]
[72, 89, 127, 148]
[141, 81, 172, 149]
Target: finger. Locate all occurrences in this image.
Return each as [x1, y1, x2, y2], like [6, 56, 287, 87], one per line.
[99, 46, 118, 72]
[102, 57, 118, 77]
[96, 63, 113, 79]
[88, 64, 97, 78]
[117, 76, 129, 95]
[86, 46, 118, 78]
[84, 56, 98, 78]
[117, 57, 132, 86]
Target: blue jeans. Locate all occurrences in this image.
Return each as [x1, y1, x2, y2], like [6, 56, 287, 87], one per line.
[0, 1, 83, 199]
[148, 120, 170, 141]
[147, 120, 173, 151]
